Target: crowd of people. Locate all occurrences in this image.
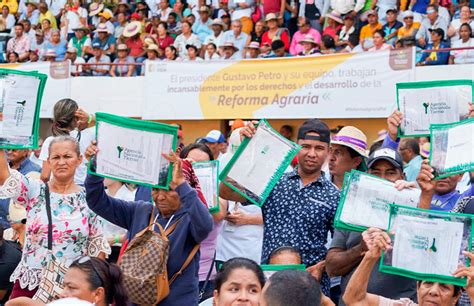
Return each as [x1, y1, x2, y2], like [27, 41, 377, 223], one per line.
[0, 0, 474, 72]
[0, 97, 472, 306]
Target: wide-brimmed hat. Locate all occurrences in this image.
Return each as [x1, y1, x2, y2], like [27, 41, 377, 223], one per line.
[331, 126, 368, 157]
[211, 18, 225, 27]
[265, 13, 278, 22]
[198, 5, 210, 13]
[220, 41, 239, 51]
[72, 26, 89, 33]
[89, 2, 104, 16]
[299, 34, 320, 46]
[245, 41, 260, 49]
[123, 21, 142, 37]
[94, 23, 110, 33]
[420, 142, 430, 159]
[98, 8, 113, 19]
[66, 46, 77, 53]
[117, 0, 130, 8]
[325, 11, 343, 23]
[26, 1, 38, 8]
[146, 44, 160, 54]
[43, 49, 57, 58]
[374, 129, 387, 143]
[117, 43, 129, 51]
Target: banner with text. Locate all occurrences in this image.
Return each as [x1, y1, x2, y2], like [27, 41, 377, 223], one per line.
[143, 48, 415, 120]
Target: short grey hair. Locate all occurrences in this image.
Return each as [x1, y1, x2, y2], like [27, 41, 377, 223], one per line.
[48, 135, 80, 157]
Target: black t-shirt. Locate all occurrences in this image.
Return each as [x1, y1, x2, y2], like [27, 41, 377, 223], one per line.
[0, 240, 21, 289]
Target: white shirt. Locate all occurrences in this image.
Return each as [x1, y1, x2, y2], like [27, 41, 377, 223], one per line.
[146, 0, 160, 15]
[450, 38, 474, 64]
[29, 152, 43, 168]
[46, 0, 67, 16]
[204, 32, 224, 46]
[330, 0, 365, 15]
[156, 7, 172, 22]
[70, 56, 86, 74]
[65, 8, 87, 33]
[449, 19, 474, 42]
[39, 127, 96, 185]
[216, 202, 264, 263]
[173, 33, 202, 57]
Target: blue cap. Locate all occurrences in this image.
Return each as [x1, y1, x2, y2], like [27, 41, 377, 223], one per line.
[92, 42, 101, 49]
[202, 130, 225, 143]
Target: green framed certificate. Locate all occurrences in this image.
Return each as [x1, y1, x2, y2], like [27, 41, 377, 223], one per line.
[396, 80, 472, 137]
[380, 205, 473, 287]
[334, 170, 420, 232]
[0, 69, 47, 149]
[193, 160, 220, 214]
[429, 118, 474, 179]
[219, 119, 301, 207]
[260, 264, 306, 279]
[89, 112, 178, 189]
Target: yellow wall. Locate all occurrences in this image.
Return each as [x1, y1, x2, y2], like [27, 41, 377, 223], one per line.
[40, 118, 387, 146]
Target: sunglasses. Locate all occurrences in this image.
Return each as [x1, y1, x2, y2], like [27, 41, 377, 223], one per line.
[404, 16, 414, 19]
[77, 256, 105, 286]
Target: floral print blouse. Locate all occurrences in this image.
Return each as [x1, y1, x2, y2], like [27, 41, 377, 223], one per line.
[0, 170, 110, 290]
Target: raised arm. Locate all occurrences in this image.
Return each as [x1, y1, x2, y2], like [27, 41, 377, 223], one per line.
[326, 230, 367, 277]
[342, 228, 390, 306]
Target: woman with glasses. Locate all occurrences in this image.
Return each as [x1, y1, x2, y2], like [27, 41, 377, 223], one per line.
[6, 257, 127, 306]
[0, 136, 110, 299]
[38, 99, 96, 185]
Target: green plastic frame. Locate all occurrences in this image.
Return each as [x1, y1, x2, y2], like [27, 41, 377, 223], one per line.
[218, 119, 301, 207]
[0, 69, 47, 149]
[396, 80, 473, 138]
[334, 169, 421, 232]
[260, 264, 307, 272]
[429, 118, 474, 180]
[193, 160, 220, 214]
[88, 112, 178, 189]
[380, 205, 473, 287]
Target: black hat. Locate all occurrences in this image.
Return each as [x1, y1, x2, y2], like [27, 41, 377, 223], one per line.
[367, 148, 403, 171]
[186, 44, 198, 51]
[297, 119, 330, 143]
[271, 39, 285, 51]
[429, 28, 444, 38]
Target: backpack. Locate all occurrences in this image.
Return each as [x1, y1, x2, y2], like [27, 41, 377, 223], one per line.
[120, 209, 200, 305]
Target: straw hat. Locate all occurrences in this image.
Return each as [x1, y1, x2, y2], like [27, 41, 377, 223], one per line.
[220, 41, 239, 51]
[146, 44, 160, 54]
[26, 1, 38, 8]
[98, 8, 113, 20]
[117, 43, 128, 51]
[420, 142, 430, 159]
[66, 46, 78, 53]
[265, 13, 278, 22]
[123, 21, 142, 37]
[325, 11, 343, 24]
[374, 129, 387, 143]
[89, 2, 104, 16]
[72, 26, 90, 33]
[117, 0, 130, 9]
[8, 200, 26, 223]
[43, 49, 57, 58]
[94, 23, 110, 33]
[298, 34, 320, 46]
[331, 126, 368, 157]
[197, 5, 210, 13]
[211, 18, 225, 27]
[245, 41, 260, 49]
[143, 37, 155, 46]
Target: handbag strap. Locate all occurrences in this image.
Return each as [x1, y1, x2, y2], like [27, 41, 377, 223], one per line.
[169, 244, 200, 286]
[45, 184, 53, 251]
[199, 251, 216, 299]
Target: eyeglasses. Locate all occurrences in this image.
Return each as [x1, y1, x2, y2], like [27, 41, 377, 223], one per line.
[404, 16, 414, 19]
[78, 256, 105, 286]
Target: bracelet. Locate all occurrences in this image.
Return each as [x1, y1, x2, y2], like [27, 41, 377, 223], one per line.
[87, 114, 93, 124]
[114, 235, 120, 244]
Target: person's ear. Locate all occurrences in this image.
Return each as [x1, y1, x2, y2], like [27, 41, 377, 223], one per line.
[353, 156, 363, 168]
[93, 287, 106, 305]
[213, 289, 219, 303]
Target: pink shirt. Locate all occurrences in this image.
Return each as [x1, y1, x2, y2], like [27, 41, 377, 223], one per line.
[289, 28, 322, 55]
[6, 35, 30, 55]
[368, 43, 392, 51]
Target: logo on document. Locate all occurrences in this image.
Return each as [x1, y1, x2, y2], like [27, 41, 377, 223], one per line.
[117, 146, 124, 158]
[422, 102, 430, 114]
[427, 238, 437, 253]
[16, 100, 26, 107]
[260, 145, 269, 155]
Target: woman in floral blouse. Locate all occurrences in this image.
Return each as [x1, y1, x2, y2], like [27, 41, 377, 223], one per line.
[0, 136, 110, 299]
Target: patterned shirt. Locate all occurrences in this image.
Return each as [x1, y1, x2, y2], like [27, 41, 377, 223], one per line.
[0, 170, 110, 290]
[6, 35, 30, 56]
[259, 168, 340, 293]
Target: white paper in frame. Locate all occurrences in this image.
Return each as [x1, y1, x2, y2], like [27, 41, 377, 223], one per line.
[335, 170, 420, 231]
[396, 81, 472, 137]
[219, 119, 300, 207]
[193, 160, 220, 213]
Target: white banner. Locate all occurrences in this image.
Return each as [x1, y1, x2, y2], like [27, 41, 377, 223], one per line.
[143, 48, 415, 120]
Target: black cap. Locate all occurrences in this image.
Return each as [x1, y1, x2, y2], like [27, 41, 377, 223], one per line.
[271, 39, 285, 51]
[297, 119, 330, 143]
[386, 8, 398, 14]
[367, 148, 403, 171]
[186, 44, 198, 51]
[429, 28, 444, 38]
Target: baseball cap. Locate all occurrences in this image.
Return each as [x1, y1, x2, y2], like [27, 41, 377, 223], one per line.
[367, 148, 403, 170]
[203, 130, 225, 143]
[429, 28, 444, 37]
[402, 10, 414, 18]
[367, 9, 377, 16]
[297, 119, 330, 143]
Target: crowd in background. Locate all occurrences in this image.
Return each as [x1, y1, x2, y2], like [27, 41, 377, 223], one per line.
[0, 0, 473, 74]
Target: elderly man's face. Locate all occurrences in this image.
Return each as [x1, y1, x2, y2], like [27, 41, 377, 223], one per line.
[232, 22, 242, 35]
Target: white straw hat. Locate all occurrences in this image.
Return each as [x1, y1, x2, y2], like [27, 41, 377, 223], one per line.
[331, 126, 368, 157]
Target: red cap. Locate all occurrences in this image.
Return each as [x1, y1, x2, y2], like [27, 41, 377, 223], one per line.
[130, 12, 141, 19]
